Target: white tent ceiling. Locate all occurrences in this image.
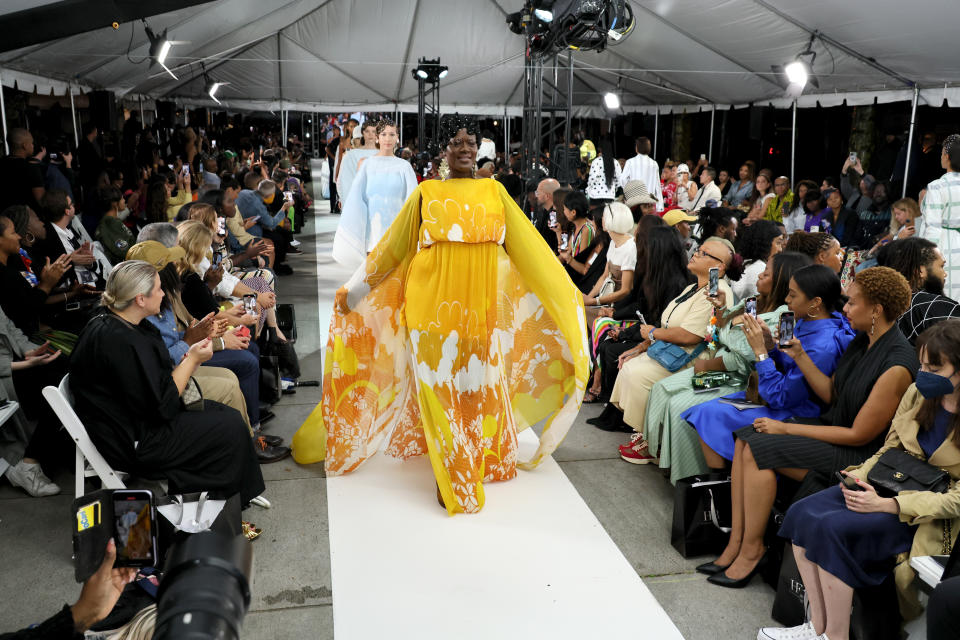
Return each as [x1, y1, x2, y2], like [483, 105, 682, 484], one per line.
[0, 0, 958, 116]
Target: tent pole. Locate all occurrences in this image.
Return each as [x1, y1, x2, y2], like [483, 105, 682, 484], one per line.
[504, 106, 508, 156]
[68, 85, 78, 150]
[0, 75, 7, 155]
[708, 105, 715, 161]
[790, 100, 797, 186]
[399, 111, 403, 148]
[653, 110, 659, 161]
[138, 94, 144, 127]
[903, 85, 919, 198]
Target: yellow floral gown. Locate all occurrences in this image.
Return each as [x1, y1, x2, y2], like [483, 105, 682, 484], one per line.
[293, 177, 589, 515]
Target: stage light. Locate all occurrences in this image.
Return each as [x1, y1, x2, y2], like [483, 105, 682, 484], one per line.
[784, 60, 808, 87]
[534, 9, 554, 22]
[145, 22, 177, 79]
[412, 57, 448, 84]
[438, 68, 448, 79]
[416, 69, 428, 79]
[604, 91, 620, 109]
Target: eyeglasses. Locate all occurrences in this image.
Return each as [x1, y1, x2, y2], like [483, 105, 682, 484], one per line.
[694, 248, 724, 262]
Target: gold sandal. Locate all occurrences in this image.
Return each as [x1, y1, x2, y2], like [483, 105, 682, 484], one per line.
[242, 520, 262, 541]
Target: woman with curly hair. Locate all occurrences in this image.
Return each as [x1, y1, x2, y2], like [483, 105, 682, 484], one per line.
[331, 119, 418, 268]
[294, 114, 589, 515]
[700, 267, 919, 590]
[732, 219, 784, 301]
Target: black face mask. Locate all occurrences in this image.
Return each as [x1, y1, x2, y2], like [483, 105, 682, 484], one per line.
[922, 272, 946, 296]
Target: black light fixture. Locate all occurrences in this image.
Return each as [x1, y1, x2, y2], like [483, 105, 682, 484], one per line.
[411, 57, 448, 83]
[144, 20, 177, 79]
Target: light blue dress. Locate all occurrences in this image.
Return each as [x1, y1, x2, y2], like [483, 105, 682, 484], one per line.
[682, 312, 855, 461]
[332, 155, 418, 268]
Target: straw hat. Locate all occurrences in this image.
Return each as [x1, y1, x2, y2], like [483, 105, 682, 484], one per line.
[622, 180, 657, 207]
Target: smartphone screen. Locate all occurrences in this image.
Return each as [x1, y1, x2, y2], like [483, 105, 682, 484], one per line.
[548, 210, 558, 229]
[559, 233, 568, 250]
[810, 225, 820, 233]
[778, 312, 795, 347]
[708, 267, 719, 297]
[243, 293, 258, 317]
[112, 490, 156, 567]
[745, 297, 757, 318]
[283, 190, 293, 201]
[849, 152, 857, 162]
[213, 251, 223, 268]
[217, 216, 226, 236]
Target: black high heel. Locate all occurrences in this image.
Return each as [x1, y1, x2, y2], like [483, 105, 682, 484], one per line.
[695, 560, 729, 576]
[706, 554, 767, 588]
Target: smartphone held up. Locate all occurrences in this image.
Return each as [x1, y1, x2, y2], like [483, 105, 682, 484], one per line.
[708, 267, 719, 297]
[778, 311, 795, 347]
[745, 296, 757, 318]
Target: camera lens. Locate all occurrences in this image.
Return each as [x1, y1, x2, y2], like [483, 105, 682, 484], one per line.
[153, 532, 253, 640]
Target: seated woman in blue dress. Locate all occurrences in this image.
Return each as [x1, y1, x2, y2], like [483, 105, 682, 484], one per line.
[684, 264, 855, 469]
[761, 319, 960, 640]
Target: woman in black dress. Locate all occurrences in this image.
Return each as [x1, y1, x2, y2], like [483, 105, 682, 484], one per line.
[702, 267, 918, 588]
[70, 260, 265, 504]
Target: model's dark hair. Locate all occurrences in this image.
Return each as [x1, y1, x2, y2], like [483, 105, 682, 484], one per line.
[915, 319, 960, 444]
[735, 219, 782, 263]
[791, 263, 843, 313]
[440, 114, 479, 146]
[644, 226, 694, 323]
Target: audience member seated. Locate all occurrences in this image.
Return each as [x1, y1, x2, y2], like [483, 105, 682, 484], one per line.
[621, 180, 658, 219]
[784, 230, 845, 274]
[94, 186, 135, 265]
[0, 128, 45, 212]
[0, 304, 63, 497]
[765, 176, 795, 224]
[827, 188, 860, 248]
[855, 197, 923, 273]
[557, 190, 595, 281]
[732, 219, 784, 301]
[849, 180, 892, 250]
[839, 156, 874, 213]
[928, 574, 960, 640]
[800, 188, 832, 233]
[878, 237, 960, 344]
[663, 207, 699, 260]
[642, 251, 810, 483]
[783, 180, 818, 234]
[695, 206, 739, 250]
[674, 164, 695, 211]
[767, 319, 960, 639]
[743, 169, 774, 225]
[690, 166, 722, 212]
[660, 161, 678, 209]
[591, 238, 744, 463]
[686, 264, 855, 469]
[35, 188, 104, 290]
[581, 202, 636, 329]
[585, 215, 667, 402]
[723, 163, 755, 209]
[700, 267, 917, 590]
[69, 260, 266, 504]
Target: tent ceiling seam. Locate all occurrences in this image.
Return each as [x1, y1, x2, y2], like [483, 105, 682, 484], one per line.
[160, 37, 270, 98]
[574, 56, 708, 103]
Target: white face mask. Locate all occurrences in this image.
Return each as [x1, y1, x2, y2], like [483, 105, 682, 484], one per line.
[117, 207, 131, 221]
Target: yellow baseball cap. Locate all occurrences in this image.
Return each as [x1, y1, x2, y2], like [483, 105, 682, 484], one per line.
[125, 241, 186, 269]
[662, 208, 699, 227]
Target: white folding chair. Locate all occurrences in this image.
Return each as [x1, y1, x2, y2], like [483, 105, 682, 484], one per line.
[42, 374, 126, 498]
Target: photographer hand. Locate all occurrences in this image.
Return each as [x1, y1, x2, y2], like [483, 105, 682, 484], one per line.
[70, 539, 137, 633]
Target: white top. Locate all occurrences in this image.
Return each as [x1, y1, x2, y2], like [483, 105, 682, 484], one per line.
[689, 181, 723, 212]
[586, 156, 622, 200]
[478, 138, 496, 162]
[730, 259, 765, 303]
[676, 181, 694, 210]
[620, 154, 664, 211]
[783, 206, 806, 234]
[606, 237, 637, 271]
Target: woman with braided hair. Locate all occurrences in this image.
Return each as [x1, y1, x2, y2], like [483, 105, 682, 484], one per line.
[331, 119, 418, 268]
[295, 114, 589, 515]
[785, 230, 845, 274]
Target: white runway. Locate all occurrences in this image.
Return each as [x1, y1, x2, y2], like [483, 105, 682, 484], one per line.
[326, 430, 685, 639]
[313, 173, 684, 638]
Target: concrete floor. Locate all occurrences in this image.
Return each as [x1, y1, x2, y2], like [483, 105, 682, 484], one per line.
[0, 176, 779, 639]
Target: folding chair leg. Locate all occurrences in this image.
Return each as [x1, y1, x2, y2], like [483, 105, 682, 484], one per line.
[75, 448, 85, 498]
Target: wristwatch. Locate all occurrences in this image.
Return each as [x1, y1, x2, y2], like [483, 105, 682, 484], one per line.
[648, 328, 656, 342]
[756, 353, 768, 362]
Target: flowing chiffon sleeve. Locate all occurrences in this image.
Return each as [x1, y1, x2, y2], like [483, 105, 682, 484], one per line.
[330, 162, 371, 268]
[292, 187, 423, 467]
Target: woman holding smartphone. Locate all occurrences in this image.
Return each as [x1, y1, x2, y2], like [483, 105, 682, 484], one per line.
[684, 264, 854, 467]
[701, 267, 918, 590]
[762, 319, 960, 640]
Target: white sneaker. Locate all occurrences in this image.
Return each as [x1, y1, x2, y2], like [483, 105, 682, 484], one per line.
[757, 621, 817, 640]
[289, 239, 301, 248]
[5, 460, 60, 497]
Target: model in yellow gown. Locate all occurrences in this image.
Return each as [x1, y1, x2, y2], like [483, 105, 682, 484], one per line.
[293, 128, 589, 515]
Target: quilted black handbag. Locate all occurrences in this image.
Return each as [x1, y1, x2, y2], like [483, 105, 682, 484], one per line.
[867, 448, 950, 498]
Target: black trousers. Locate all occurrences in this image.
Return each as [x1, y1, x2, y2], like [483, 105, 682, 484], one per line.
[328, 156, 340, 212]
[12, 360, 73, 467]
[929, 575, 960, 640]
[262, 227, 290, 264]
[597, 338, 641, 399]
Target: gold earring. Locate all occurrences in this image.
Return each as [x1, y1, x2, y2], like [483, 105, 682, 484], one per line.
[870, 314, 877, 336]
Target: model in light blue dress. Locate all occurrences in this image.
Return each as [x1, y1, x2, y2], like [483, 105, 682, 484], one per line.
[682, 312, 855, 461]
[332, 154, 418, 268]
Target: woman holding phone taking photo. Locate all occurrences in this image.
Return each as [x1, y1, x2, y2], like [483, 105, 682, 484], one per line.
[701, 267, 918, 590]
